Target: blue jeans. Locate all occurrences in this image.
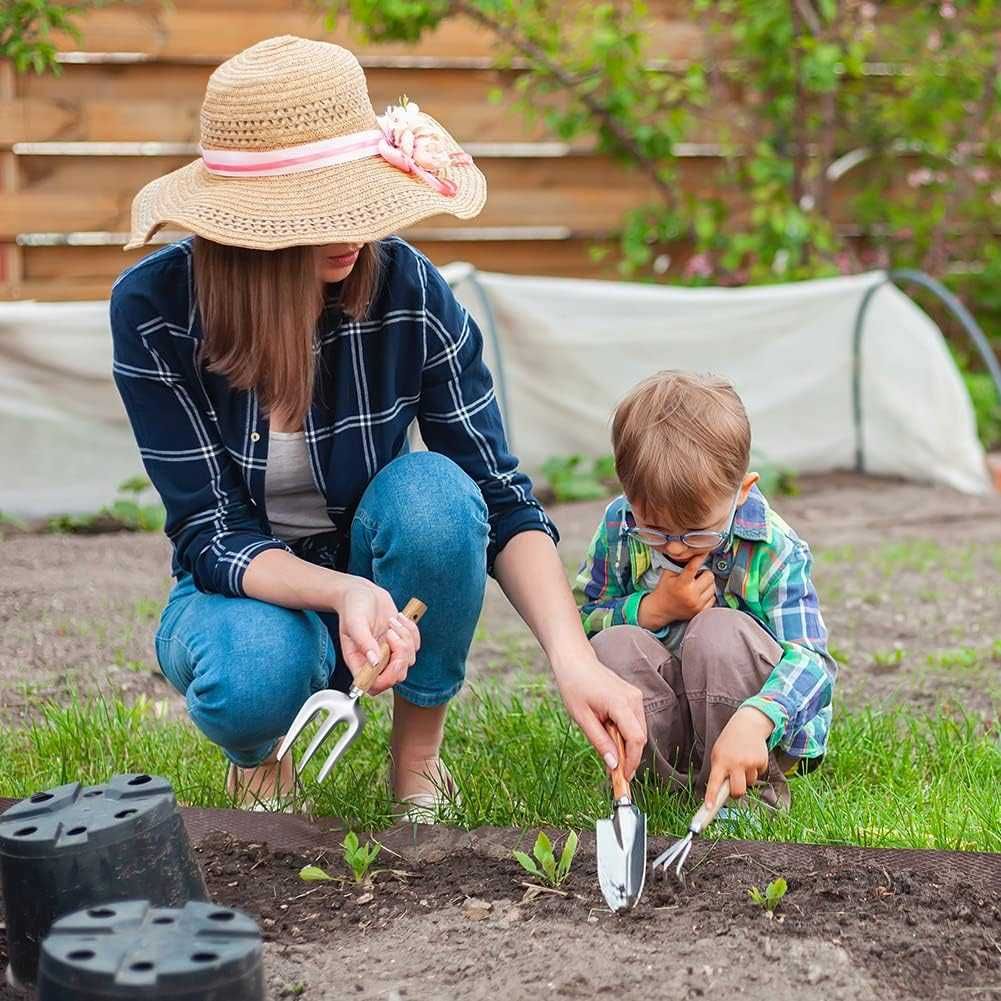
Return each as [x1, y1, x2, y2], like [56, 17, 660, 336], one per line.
[155, 453, 489, 767]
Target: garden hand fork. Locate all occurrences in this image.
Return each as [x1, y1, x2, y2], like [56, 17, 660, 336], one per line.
[651, 778, 731, 881]
[276, 598, 427, 783]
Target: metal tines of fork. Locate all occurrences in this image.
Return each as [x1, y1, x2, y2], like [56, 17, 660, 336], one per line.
[651, 829, 695, 881]
[651, 778, 731, 882]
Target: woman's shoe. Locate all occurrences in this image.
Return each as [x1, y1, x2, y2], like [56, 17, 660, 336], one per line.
[225, 754, 300, 814]
[391, 761, 462, 825]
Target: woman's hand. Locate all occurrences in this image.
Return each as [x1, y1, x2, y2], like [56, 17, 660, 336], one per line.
[552, 651, 647, 779]
[704, 706, 773, 806]
[335, 577, 421, 695]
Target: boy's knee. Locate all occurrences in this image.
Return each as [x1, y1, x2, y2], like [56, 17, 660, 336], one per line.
[680, 607, 777, 694]
[591, 625, 668, 681]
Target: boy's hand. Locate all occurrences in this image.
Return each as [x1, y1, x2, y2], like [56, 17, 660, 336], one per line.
[705, 706, 774, 806]
[638, 553, 715, 630]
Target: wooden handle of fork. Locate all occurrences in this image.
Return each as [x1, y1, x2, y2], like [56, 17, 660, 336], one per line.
[352, 598, 427, 694]
[690, 777, 731, 834]
[604, 722, 631, 803]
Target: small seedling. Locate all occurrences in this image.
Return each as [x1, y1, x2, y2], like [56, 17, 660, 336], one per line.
[298, 864, 335, 882]
[513, 830, 578, 888]
[343, 831, 381, 883]
[748, 877, 788, 914]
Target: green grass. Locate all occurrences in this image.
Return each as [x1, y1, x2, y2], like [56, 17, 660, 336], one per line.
[1, 688, 999, 853]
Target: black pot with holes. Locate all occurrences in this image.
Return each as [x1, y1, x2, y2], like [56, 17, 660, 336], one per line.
[0, 774, 208, 990]
[37, 900, 263, 1001]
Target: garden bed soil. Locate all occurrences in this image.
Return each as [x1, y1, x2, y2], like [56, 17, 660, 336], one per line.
[4, 823, 998, 1001]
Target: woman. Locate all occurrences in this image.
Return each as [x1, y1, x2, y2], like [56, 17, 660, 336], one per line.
[112, 35, 645, 813]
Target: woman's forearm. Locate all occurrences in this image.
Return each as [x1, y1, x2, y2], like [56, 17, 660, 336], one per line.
[493, 530, 592, 674]
[242, 548, 347, 612]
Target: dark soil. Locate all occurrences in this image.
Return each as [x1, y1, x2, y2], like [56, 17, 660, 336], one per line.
[196, 833, 999, 1000]
[3, 828, 1000, 1000]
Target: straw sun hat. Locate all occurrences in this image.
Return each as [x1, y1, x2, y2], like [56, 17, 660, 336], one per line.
[125, 35, 487, 251]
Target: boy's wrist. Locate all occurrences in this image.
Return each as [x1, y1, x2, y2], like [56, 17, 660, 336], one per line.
[637, 591, 672, 630]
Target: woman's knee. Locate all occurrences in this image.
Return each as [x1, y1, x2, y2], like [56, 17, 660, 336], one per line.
[185, 602, 330, 753]
[362, 453, 486, 538]
[354, 452, 489, 570]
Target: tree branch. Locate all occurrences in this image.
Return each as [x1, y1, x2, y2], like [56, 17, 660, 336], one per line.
[452, 0, 675, 200]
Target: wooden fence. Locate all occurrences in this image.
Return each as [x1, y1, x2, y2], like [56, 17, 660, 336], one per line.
[0, 0, 919, 300]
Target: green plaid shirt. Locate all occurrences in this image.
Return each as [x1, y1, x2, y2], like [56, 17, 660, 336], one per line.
[574, 487, 834, 758]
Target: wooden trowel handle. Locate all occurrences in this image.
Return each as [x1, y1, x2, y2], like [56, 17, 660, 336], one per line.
[352, 598, 427, 693]
[604, 722, 631, 802]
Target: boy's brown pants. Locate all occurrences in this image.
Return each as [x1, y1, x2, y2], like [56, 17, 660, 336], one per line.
[592, 607, 797, 809]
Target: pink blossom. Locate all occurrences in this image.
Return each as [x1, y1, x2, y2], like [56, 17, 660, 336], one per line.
[683, 253, 713, 279]
[860, 2, 877, 19]
[939, 2, 956, 18]
[907, 167, 935, 188]
[971, 166, 990, 185]
[379, 101, 452, 173]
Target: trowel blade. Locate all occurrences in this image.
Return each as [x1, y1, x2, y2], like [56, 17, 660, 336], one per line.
[596, 803, 646, 911]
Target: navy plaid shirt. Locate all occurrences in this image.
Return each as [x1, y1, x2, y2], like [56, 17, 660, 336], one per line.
[110, 236, 557, 596]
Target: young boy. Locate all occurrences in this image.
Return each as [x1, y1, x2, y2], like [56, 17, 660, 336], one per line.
[574, 371, 834, 809]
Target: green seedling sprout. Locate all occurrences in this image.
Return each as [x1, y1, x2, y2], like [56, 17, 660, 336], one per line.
[342, 831, 381, 883]
[513, 830, 578, 888]
[298, 864, 334, 882]
[748, 876, 788, 913]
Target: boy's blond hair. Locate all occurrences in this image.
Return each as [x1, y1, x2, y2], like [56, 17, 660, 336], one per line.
[612, 370, 750, 527]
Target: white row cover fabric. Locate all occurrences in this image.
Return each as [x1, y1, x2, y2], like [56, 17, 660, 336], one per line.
[443, 265, 989, 496]
[0, 300, 142, 517]
[0, 268, 988, 517]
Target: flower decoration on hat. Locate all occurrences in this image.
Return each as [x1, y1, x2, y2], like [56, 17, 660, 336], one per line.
[377, 95, 473, 197]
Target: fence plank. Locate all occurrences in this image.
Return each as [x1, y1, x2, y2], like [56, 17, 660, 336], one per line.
[4, 237, 625, 299]
[5, 149, 943, 241]
[51, 5, 704, 63]
[6, 62, 745, 147]
[3, 152, 739, 237]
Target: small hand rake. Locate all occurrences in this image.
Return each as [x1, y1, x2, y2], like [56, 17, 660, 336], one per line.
[651, 778, 731, 881]
[276, 598, 427, 783]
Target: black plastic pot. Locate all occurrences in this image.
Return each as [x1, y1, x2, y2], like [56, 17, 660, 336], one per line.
[0, 774, 208, 990]
[37, 899, 263, 1000]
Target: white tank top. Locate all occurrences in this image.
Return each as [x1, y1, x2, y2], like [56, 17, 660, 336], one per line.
[264, 431, 334, 541]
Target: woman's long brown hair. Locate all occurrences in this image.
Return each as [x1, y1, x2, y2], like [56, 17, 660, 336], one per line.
[193, 238, 383, 427]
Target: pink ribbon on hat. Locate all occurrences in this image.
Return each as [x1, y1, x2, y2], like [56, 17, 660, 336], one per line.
[200, 101, 472, 198]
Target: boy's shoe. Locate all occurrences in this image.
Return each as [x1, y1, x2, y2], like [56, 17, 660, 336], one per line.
[713, 799, 766, 834]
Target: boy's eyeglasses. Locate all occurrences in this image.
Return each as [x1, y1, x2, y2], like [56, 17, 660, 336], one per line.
[625, 493, 739, 551]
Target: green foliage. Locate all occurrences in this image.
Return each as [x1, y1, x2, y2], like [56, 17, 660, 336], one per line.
[748, 876, 788, 913]
[960, 365, 1001, 452]
[752, 451, 800, 498]
[1, 0, 123, 75]
[513, 829, 578, 887]
[298, 864, 335, 882]
[46, 476, 165, 535]
[323, 0, 1001, 441]
[540, 454, 618, 502]
[2, 693, 1000, 852]
[342, 830, 381, 882]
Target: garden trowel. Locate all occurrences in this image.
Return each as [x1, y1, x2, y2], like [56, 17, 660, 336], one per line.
[596, 722, 646, 912]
